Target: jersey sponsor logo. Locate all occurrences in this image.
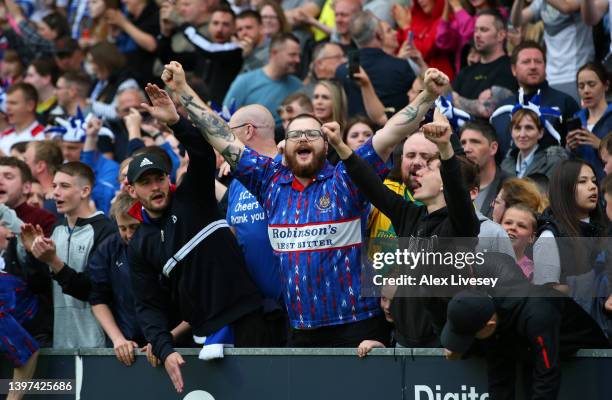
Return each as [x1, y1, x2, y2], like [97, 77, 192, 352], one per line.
[268, 217, 361, 252]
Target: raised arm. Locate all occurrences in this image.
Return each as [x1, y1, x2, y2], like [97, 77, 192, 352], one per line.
[160, 62, 246, 168]
[581, 0, 608, 25]
[511, 0, 535, 27]
[422, 110, 479, 237]
[353, 67, 389, 126]
[372, 68, 449, 162]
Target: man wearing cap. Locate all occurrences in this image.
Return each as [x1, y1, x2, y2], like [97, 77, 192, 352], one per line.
[53, 37, 85, 73]
[442, 288, 609, 399]
[126, 85, 264, 393]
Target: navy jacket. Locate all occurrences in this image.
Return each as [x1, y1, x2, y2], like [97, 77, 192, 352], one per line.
[89, 233, 145, 345]
[491, 81, 579, 156]
[335, 47, 415, 117]
[573, 103, 612, 179]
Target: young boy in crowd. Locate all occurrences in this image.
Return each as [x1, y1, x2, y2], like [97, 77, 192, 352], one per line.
[23, 162, 115, 348]
[500, 203, 538, 281]
[89, 192, 145, 366]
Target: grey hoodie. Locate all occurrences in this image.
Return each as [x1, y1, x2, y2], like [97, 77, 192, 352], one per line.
[50, 211, 115, 348]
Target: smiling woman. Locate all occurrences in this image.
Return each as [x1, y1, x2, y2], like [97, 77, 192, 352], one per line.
[501, 108, 568, 179]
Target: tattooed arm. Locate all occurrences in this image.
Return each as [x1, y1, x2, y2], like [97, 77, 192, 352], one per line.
[161, 62, 246, 168]
[372, 68, 450, 162]
[453, 86, 514, 118]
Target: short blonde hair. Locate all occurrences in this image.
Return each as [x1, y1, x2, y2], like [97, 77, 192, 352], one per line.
[110, 191, 137, 220]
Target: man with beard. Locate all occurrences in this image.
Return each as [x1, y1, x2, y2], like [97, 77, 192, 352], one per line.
[160, 60, 449, 346]
[223, 33, 303, 127]
[450, 10, 517, 118]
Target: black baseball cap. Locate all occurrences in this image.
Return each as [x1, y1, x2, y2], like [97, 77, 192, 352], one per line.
[54, 37, 79, 57]
[127, 153, 169, 184]
[440, 290, 496, 354]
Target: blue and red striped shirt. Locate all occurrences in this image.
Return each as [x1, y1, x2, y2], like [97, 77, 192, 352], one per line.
[235, 139, 389, 329]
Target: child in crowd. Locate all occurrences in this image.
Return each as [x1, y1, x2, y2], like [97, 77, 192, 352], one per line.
[500, 203, 538, 281]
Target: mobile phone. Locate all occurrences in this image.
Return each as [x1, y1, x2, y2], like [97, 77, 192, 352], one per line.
[566, 117, 582, 132]
[348, 51, 360, 80]
[408, 31, 414, 46]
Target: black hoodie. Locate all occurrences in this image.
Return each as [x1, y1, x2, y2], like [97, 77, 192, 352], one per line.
[344, 151, 480, 346]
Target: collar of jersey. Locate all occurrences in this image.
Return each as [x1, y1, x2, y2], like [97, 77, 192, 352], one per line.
[277, 161, 335, 187]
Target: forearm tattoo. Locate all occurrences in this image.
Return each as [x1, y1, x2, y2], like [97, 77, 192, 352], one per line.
[179, 95, 235, 142]
[221, 144, 243, 168]
[397, 96, 431, 126]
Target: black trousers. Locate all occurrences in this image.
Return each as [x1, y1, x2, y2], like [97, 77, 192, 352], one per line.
[286, 314, 391, 348]
[232, 308, 289, 347]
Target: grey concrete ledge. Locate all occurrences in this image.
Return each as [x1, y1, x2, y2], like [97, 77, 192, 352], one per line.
[42, 348, 612, 358]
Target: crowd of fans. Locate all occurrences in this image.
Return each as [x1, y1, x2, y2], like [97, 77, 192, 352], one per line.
[1, 0, 612, 398]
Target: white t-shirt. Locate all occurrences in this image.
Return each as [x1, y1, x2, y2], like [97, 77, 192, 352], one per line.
[0, 120, 45, 156]
[530, 0, 595, 85]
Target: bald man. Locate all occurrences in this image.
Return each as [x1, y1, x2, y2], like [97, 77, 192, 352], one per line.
[225, 105, 287, 345]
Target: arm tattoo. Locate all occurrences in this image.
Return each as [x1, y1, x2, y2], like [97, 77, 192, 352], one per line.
[455, 86, 514, 118]
[397, 97, 430, 126]
[482, 86, 514, 115]
[221, 144, 243, 168]
[454, 96, 482, 117]
[179, 95, 235, 142]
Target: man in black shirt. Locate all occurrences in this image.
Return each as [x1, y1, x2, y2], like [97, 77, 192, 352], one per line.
[159, 5, 243, 104]
[335, 11, 415, 117]
[452, 10, 518, 117]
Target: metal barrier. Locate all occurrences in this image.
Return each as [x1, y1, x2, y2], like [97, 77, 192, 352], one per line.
[2, 348, 612, 399]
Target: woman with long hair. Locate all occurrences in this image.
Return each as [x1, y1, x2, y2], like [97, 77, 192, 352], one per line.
[501, 108, 568, 179]
[567, 62, 612, 179]
[533, 160, 610, 333]
[258, 0, 290, 38]
[312, 80, 348, 129]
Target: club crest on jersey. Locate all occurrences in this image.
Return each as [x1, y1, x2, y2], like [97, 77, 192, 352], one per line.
[315, 192, 331, 212]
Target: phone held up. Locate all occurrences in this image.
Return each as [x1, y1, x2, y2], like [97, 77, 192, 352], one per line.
[566, 117, 582, 133]
[348, 51, 360, 80]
